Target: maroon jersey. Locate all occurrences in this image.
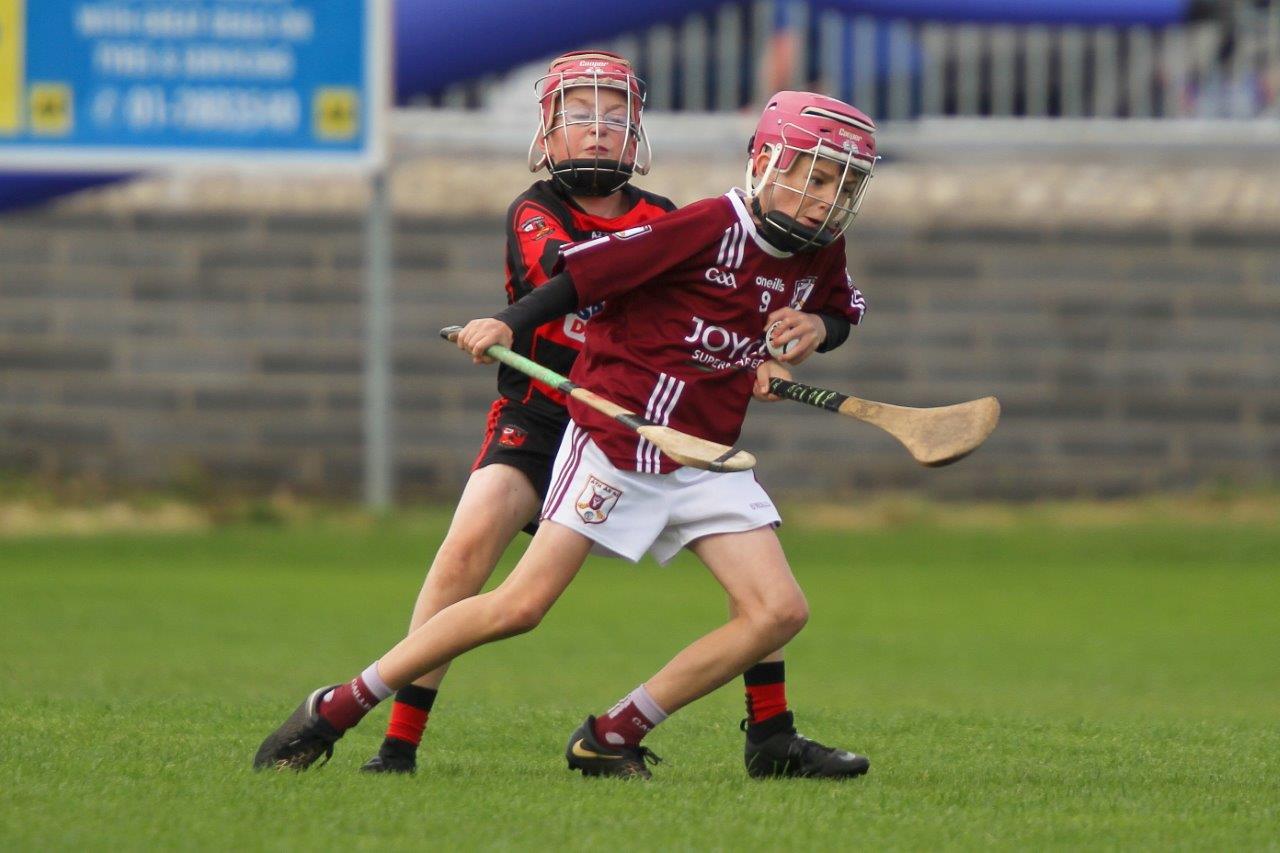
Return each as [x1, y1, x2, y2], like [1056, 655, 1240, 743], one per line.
[558, 189, 866, 473]
[502, 180, 676, 418]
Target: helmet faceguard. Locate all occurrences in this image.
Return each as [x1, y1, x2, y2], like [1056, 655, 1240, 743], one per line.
[745, 91, 878, 253]
[528, 50, 651, 197]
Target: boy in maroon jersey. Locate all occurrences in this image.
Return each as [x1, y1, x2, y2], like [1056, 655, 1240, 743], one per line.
[256, 91, 875, 780]
[357, 53, 851, 778]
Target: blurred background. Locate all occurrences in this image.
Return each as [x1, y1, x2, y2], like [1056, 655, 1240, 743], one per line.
[1, 0, 1277, 507]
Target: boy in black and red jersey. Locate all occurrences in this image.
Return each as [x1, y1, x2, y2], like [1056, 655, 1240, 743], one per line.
[491, 60, 673, 487]
[358, 51, 673, 775]
[257, 91, 877, 781]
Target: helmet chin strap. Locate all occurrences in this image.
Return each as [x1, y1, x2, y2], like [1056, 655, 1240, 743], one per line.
[749, 195, 833, 254]
[550, 159, 634, 196]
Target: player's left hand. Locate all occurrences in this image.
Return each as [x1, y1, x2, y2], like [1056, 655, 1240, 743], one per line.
[764, 308, 826, 365]
[754, 359, 792, 401]
[457, 318, 514, 364]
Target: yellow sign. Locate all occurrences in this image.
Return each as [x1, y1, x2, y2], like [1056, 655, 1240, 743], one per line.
[29, 82, 71, 135]
[314, 88, 359, 140]
[0, 0, 23, 133]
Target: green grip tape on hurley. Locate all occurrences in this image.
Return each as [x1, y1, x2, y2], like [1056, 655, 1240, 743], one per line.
[486, 345, 575, 393]
[439, 325, 575, 393]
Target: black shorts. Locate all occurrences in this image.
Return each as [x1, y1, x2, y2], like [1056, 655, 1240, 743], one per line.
[472, 397, 568, 503]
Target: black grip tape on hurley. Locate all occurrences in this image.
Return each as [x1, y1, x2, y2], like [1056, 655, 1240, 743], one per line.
[768, 378, 847, 413]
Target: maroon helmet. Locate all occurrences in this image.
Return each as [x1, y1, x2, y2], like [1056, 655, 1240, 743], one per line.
[528, 50, 651, 196]
[746, 91, 878, 252]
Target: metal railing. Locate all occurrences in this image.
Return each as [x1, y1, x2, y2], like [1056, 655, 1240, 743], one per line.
[434, 0, 1280, 121]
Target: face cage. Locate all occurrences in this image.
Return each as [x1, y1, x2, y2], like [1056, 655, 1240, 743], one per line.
[747, 134, 876, 253]
[527, 72, 652, 197]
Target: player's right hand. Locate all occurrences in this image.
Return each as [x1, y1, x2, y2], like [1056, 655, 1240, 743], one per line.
[753, 359, 792, 401]
[457, 319, 514, 364]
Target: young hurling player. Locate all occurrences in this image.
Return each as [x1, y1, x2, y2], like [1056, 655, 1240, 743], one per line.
[361, 55, 864, 779]
[255, 91, 876, 780]
[359, 51, 672, 775]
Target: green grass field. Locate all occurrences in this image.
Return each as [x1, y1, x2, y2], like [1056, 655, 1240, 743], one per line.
[2, 507, 1278, 850]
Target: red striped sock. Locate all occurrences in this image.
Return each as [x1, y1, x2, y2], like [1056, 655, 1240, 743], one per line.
[744, 661, 788, 724]
[385, 685, 437, 746]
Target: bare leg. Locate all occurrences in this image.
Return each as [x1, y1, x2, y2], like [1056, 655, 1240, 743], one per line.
[252, 522, 593, 772]
[642, 526, 808, 715]
[401, 465, 541, 691]
[376, 521, 594, 689]
[732, 597, 786, 665]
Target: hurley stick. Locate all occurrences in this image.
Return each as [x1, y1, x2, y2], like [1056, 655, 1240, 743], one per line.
[440, 326, 755, 473]
[769, 377, 999, 467]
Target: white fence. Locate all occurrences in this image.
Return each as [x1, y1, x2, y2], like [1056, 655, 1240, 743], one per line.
[434, 0, 1280, 120]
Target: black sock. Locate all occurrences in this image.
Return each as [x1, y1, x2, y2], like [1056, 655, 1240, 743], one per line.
[395, 684, 438, 712]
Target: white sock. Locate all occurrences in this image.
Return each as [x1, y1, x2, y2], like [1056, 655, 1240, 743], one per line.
[600, 684, 670, 745]
[361, 661, 394, 702]
[630, 684, 669, 726]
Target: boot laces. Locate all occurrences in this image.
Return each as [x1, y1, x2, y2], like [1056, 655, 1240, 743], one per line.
[635, 746, 663, 766]
[792, 732, 839, 764]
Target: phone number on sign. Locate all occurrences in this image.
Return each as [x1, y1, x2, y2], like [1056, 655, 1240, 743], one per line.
[94, 85, 302, 134]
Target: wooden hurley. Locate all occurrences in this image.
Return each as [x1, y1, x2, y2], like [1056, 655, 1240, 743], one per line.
[440, 326, 756, 473]
[769, 378, 1000, 467]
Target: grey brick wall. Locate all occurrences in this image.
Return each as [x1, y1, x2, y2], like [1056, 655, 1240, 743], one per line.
[2, 188, 1277, 500]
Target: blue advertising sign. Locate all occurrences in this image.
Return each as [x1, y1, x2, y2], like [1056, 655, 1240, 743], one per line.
[0, 0, 386, 171]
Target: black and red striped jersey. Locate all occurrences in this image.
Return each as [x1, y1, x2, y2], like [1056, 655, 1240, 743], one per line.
[501, 180, 676, 418]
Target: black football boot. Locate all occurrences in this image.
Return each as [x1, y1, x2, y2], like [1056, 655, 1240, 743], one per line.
[565, 715, 662, 780]
[743, 712, 870, 779]
[359, 738, 417, 775]
[253, 685, 344, 771]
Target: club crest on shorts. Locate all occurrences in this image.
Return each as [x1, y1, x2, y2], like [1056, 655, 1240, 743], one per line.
[575, 475, 622, 524]
[499, 425, 528, 448]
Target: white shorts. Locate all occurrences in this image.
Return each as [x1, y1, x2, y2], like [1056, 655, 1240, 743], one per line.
[541, 421, 782, 565]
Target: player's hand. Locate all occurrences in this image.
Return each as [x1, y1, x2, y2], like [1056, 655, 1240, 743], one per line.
[457, 318, 513, 365]
[754, 359, 792, 401]
[764, 308, 826, 365]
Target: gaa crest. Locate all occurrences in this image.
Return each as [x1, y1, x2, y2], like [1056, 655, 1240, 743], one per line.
[575, 475, 622, 524]
[790, 276, 817, 309]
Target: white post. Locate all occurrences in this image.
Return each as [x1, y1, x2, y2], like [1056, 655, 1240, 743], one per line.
[1092, 28, 1120, 117]
[363, 168, 393, 510]
[646, 24, 676, 111]
[715, 4, 743, 110]
[920, 23, 947, 116]
[888, 19, 914, 121]
[1060, 26, 1086, 117]
[681, 13, 709, 112]
[853, 16, 877, 117]
[1161, 26, 1187, 118]
[1128, 26, 1154, 118]
[818, 9, 844, 100]
[989, 25, 1016, 116]
[1025, 26, 1050, 117]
